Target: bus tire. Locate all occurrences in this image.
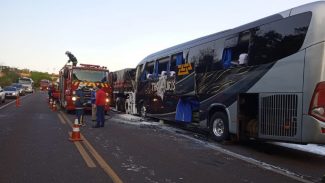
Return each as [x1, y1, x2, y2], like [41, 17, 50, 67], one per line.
[139, 104, 146, 118]
[125, 102, 129, 114]
[209, 112, 229, 142]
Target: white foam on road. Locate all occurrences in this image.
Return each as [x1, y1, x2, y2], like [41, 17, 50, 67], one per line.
[272, 143, 325, 156]
[115, 113, 325, 158]
[113, 113, 160, 126]
[112, 113, 321, 183]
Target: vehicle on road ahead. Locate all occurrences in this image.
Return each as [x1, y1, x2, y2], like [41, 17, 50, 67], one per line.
[0, 86, 5, 103]
[3, 86, 19, 99]
[40, 79, 50, 91]
[18, 77, 34, 93]
[125, 1, 325, 144]
[59, 63, 111, 112]
[108, 68, 136, 113]
[11, 83, 25, 96]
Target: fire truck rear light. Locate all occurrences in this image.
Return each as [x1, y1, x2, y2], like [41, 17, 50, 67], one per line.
[321, 128, 325, 134]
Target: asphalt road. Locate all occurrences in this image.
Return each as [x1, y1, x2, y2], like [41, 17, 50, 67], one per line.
[0, 91, 323, 183]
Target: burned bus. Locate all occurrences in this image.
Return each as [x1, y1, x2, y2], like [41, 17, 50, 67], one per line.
[132, 2, 325, 144]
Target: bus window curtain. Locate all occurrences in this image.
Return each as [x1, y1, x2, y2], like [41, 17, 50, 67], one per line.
[140, 71, 147, 81]
[175, 97, 199, 123]
[154, 61, 159, 78]
[176, 53, 183, 66]
[222, 48, 232, 69]
[167, 61, 171, 73]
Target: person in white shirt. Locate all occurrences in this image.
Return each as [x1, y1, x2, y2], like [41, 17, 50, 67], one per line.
[238, 53, 248, 65]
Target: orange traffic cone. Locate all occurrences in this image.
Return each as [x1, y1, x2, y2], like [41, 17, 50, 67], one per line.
[69, 119, 82, 141]
[52, 101, 57, 111]
[16, 96, 20, 107]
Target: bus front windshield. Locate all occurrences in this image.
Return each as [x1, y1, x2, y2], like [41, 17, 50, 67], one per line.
[72, 69, 107, 82]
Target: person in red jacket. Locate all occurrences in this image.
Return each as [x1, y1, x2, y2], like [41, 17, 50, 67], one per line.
[94, 84, 106, 128]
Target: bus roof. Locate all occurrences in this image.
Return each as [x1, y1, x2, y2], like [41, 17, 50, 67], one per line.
[137, 1, 324, 66]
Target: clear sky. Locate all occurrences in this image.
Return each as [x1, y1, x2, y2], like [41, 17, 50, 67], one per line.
[0, 0, 318, 73]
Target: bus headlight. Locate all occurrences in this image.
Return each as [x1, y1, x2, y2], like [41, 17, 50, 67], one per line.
[72, 96, 77, 101]
[72, 91, 76, 95]
[106, 98, 110, 103]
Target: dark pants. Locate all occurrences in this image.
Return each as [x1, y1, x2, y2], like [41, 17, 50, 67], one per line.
[76, 108, 84, 124]
[96, 106, 105, 127]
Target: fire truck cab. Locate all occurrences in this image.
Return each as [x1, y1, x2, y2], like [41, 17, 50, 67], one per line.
[59, 63, 111, 113]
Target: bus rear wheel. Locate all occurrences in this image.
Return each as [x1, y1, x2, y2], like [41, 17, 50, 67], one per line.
[209, 112, 229, 142]
[140, 104, 146, 118]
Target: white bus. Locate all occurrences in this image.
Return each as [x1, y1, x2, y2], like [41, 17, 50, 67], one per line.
[128, 1, 325, 144]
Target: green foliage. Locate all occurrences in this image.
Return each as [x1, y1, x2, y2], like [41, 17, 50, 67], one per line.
[30, 71, 52, 87]
[0, 69, 20, 87]
[0, 68, 54, 87]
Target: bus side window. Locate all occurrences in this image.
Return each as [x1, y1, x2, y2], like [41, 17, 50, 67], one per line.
[170, 56, 177, 72]
[222, 31, 251, 68]
[250, 12, 311, 65]
[170, 53, 183, 76]
[157, 57, 169, 77]
[144, 61, 155, 80]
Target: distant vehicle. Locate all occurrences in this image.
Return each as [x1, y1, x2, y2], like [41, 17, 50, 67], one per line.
[0, 86, 5, 103]
[40, 79, 50, 91]
[3, 86, 19, 98]
[18, 77, 34, 93]
[11, 83, 25, 96]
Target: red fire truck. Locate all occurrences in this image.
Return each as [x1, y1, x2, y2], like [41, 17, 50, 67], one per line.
[40, 79, 50, 91]
[58, 63, 111, 113]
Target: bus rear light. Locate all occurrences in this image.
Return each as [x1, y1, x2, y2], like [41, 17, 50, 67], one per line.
[321, 128, 325, 134]
[309, 82, 325, 122]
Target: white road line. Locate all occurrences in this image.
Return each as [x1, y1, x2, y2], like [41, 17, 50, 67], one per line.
[0, 94, 31, 110]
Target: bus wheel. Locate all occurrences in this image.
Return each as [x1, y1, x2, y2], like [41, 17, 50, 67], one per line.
[209, 112, 229, 142]
[125, 102, 129, 114]
[140, 105, 146, 118]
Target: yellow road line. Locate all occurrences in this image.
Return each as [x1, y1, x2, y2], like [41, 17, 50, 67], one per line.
[60, 111, 72, 126]
[81, 134, 123, 183]
[58, 114, 66, 125]
[60, 111, 123, 183]
[70, 134, 97, 168]
[59, 113, 96, 168]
